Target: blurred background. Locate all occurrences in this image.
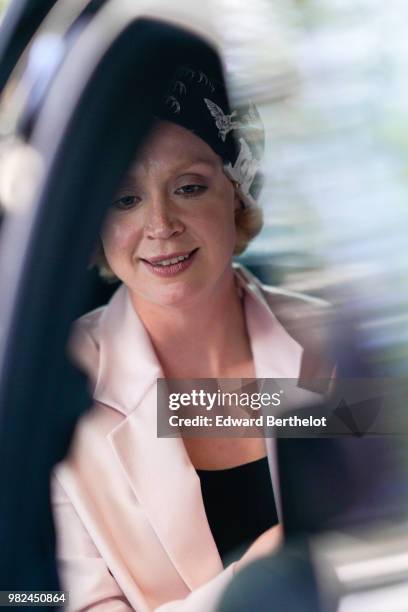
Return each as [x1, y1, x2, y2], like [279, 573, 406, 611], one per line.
[215, 0, 408, 374]
[227, 0, 408, 272]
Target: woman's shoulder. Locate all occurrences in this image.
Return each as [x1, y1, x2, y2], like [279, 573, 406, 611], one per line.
[235, 263, 334, 379]
[234, 262, 331, 314]
[74, 303, 106, 336]
[68, 283, 128, 384]
[68, 304, 107, 383]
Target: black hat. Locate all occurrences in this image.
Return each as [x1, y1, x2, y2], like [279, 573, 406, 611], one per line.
[154, 64, 264, 208]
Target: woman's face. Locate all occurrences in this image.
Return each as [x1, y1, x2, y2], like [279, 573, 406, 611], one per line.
[101, 120, 240, 307]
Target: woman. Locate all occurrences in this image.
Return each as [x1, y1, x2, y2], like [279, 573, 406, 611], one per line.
[52, 64, 331, 611]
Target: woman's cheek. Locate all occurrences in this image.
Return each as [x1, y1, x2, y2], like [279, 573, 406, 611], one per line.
[209, 204, 237, 245]
[102, 217, 139, 255]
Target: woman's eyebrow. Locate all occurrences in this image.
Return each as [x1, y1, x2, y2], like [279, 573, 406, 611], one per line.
[178, 158, 218, 172]
[121, 158, 218, 183]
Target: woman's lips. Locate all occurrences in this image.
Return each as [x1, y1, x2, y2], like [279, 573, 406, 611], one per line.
[140, 248, 198, 277]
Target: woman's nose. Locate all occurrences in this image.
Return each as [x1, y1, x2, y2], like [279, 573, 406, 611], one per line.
[143, 195, 184, 240]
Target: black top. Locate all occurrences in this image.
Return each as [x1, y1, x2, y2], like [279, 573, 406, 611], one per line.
[196, 456, 279, 565]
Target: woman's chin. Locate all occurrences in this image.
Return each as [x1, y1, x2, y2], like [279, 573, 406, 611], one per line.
[134, 280, 205, 309]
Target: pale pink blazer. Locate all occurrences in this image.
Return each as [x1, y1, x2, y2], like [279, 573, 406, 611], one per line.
[52, 265, 331, 611]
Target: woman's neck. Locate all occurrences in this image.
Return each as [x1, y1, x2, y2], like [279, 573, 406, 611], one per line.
[130, 270, 254, 379]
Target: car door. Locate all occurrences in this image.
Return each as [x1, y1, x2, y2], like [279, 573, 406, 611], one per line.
[0, 0, 221, 593]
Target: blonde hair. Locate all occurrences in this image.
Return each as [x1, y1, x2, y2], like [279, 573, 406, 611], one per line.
[91, 201, 263, 282]
[234, 203, 263, 255]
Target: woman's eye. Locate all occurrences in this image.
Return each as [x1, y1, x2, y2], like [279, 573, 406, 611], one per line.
[176, 184, 207, 197]
[112, 195, 140, 210]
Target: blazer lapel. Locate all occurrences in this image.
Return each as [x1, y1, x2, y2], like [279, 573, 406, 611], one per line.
[109, 392, 223, 589]
[235, 265, 328, 522]
[93, 284, 222, 590]
[235, 266, 303, 379]
[237, 269, 303, 522]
